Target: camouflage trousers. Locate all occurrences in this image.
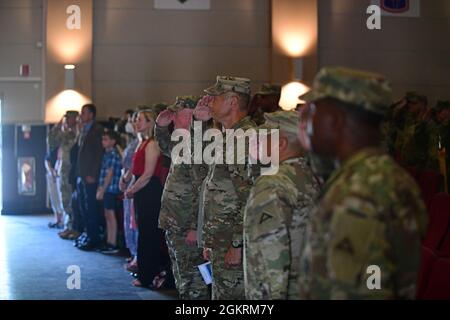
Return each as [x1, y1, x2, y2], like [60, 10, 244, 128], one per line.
[57, 165, 73, 230]
[165, 229, 210, 300]
[210, 245, 245, 300]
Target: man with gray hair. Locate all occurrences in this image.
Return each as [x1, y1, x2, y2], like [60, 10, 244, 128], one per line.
[244, 111, 320, 299]
[201, 76, 259, 299]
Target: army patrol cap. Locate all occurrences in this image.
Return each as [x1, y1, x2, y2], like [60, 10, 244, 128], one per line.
[256, 83, 282, 96]
[65, 110, 79, 117]
[152, 102, 168, 115]
[167, 96, 200, 112]
[259, 110, 299, 136]
[299, 66, 393, 116]
[204, 76, 251, 96]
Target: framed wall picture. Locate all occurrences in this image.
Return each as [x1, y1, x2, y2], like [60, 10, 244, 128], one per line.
[18, 157, 36, 196]
[371, 0, 421, 17]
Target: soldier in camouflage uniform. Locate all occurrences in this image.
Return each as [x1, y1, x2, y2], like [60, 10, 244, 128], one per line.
[157, 96, 210, 299]
[49, 111, 80, 240]
[244, 111, 320, 299]
[425, 100, 450, 191]
[297, 67, 427, 299]
[153, 102, 169, 117]
[248, 84, 282, 125]
[383, 92, 428, 166]
[397, 93, 429, 167]
[201, 76, 259, 300]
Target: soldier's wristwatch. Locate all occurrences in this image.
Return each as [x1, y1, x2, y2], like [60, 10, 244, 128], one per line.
[231, 240, 243, 249]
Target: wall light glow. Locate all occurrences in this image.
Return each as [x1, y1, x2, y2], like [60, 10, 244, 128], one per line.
[278, 32, 312, 57]
[46, 90, 91, 123]
[47, 33, 92, 63]
[279, 82, 310, 111]
[272, 0, 318, 58]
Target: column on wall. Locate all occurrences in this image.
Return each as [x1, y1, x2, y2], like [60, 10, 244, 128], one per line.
[45, 0, 93, 123]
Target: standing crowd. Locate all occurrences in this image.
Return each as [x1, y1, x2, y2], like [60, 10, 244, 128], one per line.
[45, 66, 449, 299]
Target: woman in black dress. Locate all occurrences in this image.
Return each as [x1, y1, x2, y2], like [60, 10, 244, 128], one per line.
[125, 109, 167, 288]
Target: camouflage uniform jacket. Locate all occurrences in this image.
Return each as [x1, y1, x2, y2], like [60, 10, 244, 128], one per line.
[155, 124, 173, 158]
[244, 157, 319, 299]
[202, 116, 258, 248]
[299, 147, 427, 299]
[158, 120, 210, 233]
[158, 164, 209, 233]
[192, 162, 209, 242]
[49, 126, 77, 165]
[159, 162, 195, 232]
[190, 119, 213, 245]
[400, 117, 428, 167]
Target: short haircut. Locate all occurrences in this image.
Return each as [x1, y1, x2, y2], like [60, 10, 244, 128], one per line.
[103, 129, 120, 145]
[225, 92, 250, 112]
[280, 130, 301, 151]
[82, 104, 97, 118]
[125, 109, 134, 116]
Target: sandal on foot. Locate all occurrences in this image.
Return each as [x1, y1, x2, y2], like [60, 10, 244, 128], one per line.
[132, 279, 147, 288]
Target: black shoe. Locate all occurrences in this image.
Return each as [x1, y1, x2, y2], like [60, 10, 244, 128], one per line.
[100, 244, 119, 255]
[78, 241, 101, 251]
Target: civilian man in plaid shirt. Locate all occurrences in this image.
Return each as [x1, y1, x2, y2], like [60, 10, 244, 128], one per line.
[97, 130, 123, 254]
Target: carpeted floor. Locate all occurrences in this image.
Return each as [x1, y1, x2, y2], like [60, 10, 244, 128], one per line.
[0, 214, 177, 300]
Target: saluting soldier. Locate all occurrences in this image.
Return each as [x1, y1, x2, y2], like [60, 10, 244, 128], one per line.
[157, 96, 210, 299]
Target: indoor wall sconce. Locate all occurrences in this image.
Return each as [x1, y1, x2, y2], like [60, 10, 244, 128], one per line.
[279, 58, 310, 111]
[64, 64, 75, 90]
